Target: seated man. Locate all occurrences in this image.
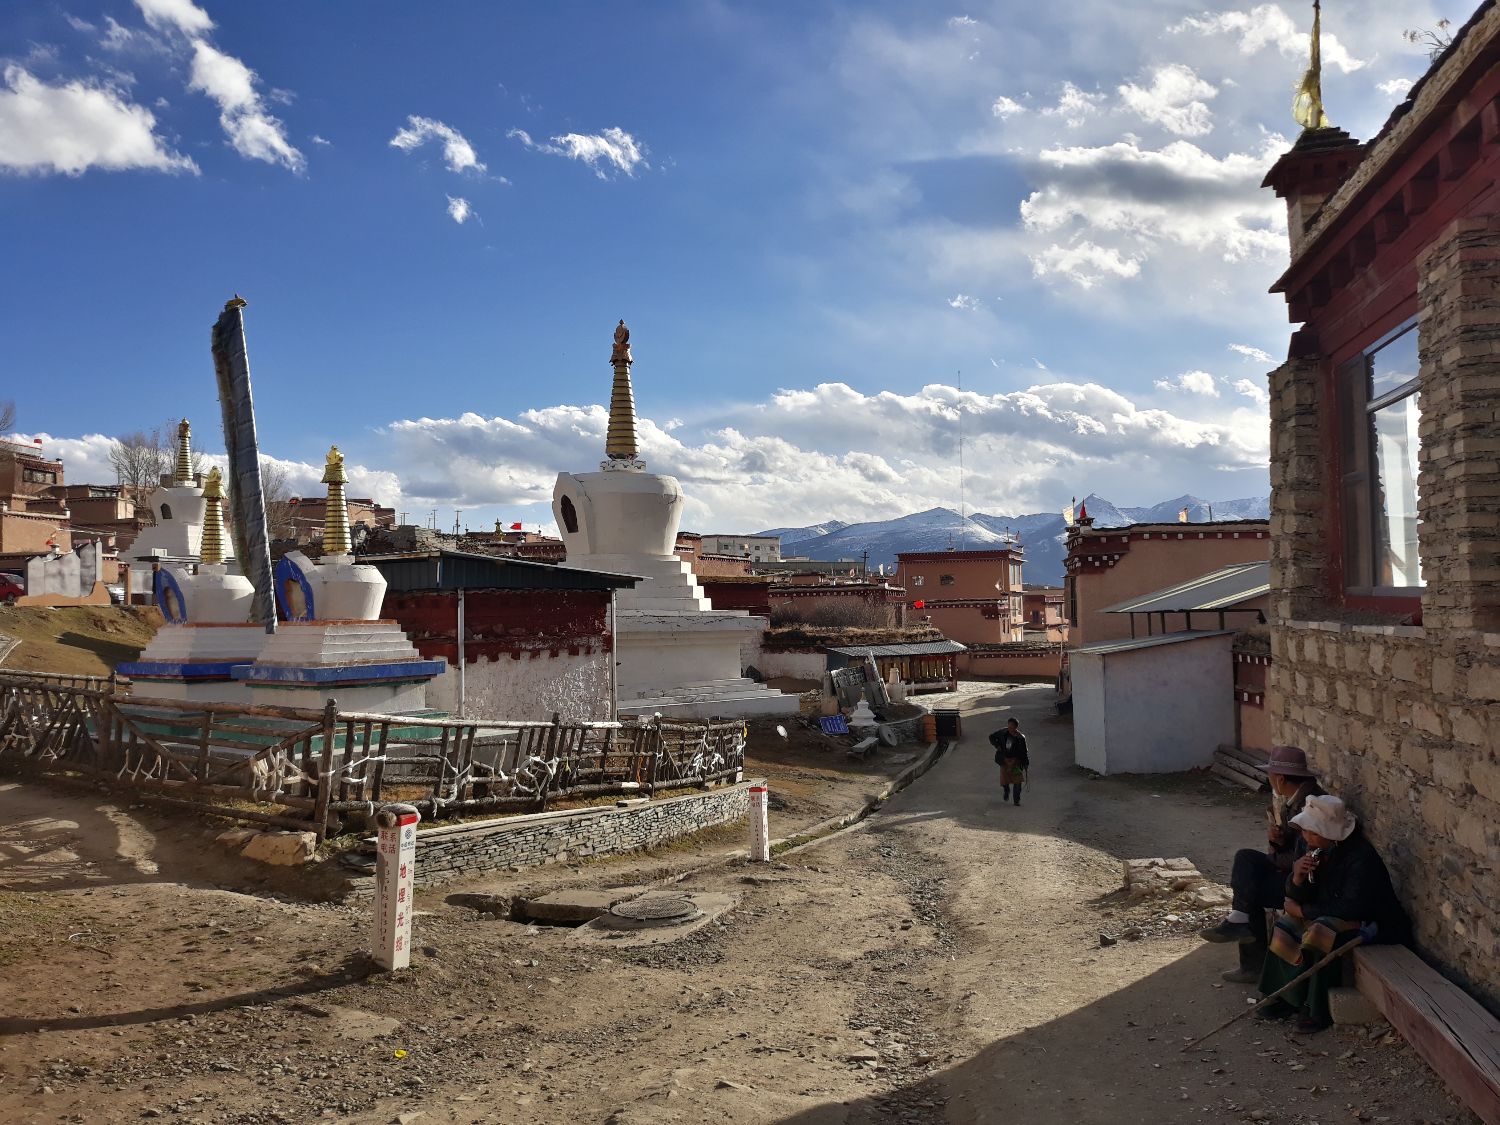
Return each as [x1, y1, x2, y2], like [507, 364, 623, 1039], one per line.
[1200, 746, 1324, 982]
[1257, 794, 1411, 1033]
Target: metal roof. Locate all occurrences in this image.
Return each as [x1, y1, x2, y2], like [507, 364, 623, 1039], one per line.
[1101, 561, 1269, 616]
[362, 550, 642, 593]
[1074, 630, 1236, 657]
[827, 640, 968, 658]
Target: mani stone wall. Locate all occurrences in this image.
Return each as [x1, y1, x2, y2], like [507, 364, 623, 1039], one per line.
[409, 780, 755, 885]
[1267, 219, 1500, 1011]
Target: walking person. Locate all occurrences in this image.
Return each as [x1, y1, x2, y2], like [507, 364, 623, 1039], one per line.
[989, 717, 1029, 806]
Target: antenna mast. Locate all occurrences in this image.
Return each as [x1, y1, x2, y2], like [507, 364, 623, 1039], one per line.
[957, 371, 966, 550]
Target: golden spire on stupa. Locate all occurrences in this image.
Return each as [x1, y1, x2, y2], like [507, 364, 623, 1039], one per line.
[322, 444, 352, 556]
[200, 467, 227, 565]
[605, 319, 639, 462]
[174, 419, 194, 485]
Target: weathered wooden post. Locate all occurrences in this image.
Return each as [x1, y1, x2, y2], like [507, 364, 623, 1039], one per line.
[372, 803, 419, 970]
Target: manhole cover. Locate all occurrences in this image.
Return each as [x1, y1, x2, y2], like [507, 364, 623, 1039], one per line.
[609, 895, 698, 922]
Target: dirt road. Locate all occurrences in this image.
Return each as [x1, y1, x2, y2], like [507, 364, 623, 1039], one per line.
[0, 684, 1475, 1124]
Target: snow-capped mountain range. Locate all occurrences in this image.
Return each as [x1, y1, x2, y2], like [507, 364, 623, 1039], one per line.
[757, 494, 1270, 584]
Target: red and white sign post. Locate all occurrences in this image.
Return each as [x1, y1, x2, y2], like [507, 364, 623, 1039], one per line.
[748, 784, 770, 863]
[373, 803, 420, 970]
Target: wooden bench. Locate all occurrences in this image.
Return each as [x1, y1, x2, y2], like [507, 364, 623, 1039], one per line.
[1354, 945, 1500, 1125]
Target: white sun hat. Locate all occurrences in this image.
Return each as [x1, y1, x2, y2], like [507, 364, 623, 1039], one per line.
[1290, 794, 1358, 842]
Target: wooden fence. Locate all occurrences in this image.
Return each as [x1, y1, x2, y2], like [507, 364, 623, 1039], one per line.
[0, 670, 746, 841]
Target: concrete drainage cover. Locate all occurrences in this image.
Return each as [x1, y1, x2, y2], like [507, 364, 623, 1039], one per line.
[573, 891, 735, 947]
[609, 895, 698, 924]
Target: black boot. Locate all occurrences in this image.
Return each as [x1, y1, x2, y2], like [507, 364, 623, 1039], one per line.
[1221, 921, 1268, 984]
[1013, 785, 1022, 806]
[1001, 784, 1011, 802]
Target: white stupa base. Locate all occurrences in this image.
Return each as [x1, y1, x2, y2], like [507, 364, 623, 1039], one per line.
[119, 623, 270, 705]
[563, 553, 712, 612]
[614, 610, 796, 720]
[235, 622, 444, 715]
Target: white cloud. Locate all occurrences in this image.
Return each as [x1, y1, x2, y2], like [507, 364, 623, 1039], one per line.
[99, 16, 157, 52]
[446, 195, 472, 224]
[948, 16, 978, 29]
[374, 376, 1267, 527]
[1155, 370, 1220, 396]
[948, 293, 982, 310]
[1378, 78, 1415, 99]
[1041, 81, 1105, 127]
[188, 39, 304, 172]
[389, 115, 486, 174]
[133, 0, 213, 36]
[1029, 240, 1141, 288]
[1229, 343, 1273, 363]
[1019, 137, 1288, 272]
[310, 134, 331, 146]
[509, 125, 647, 179]
[0, 65, 197, 176]
[1172, 4, 1367, 74]
[1233, 377, 1270, 407]
[66, 15, 96, 33]
[990, 95, 1024, 119]
[1118, 64, 1217, 137]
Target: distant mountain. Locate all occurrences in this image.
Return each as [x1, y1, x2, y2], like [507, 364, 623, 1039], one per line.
[760, 520, 849, 546]
[759, 493, 1269, 584]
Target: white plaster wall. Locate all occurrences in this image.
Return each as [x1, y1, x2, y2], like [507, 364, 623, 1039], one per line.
[616, 619, 754, 695]
[425, 650, 612, 722]
[1076, 635, 1234, 775]
[1072, 653, 1108, 774]
[758, 649, 827, 680]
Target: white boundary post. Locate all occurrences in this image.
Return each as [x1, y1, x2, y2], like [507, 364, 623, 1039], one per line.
[373, 803, 420, 970]
[748, 784, 770, 862]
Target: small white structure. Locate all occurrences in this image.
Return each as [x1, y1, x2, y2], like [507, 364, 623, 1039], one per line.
[127, 420, 234, 595]
[553, 321, 796, 719]
[121, 468, 268, 702]
[1071, 630, 1235, 775]
[21, 539, 109, 605]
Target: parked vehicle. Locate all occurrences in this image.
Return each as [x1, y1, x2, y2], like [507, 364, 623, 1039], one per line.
[0, 573, 24, 605]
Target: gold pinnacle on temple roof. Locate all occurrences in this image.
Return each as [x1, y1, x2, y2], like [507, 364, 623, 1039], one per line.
[174, 419, 194, 485]
[200, 467, 227, 566]
[1292, 0, 1331, 130]
[321, 444, 353, 556]
[605, 319, 639, 461]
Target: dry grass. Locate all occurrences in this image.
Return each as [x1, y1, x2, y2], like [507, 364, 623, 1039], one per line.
[0, 606, 160, 677]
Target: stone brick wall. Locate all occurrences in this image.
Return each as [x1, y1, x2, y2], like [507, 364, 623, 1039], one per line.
[1268, 623, 1500, 1009]
[409, 780, 755, 885]
[1268, 220, 1500, 1011]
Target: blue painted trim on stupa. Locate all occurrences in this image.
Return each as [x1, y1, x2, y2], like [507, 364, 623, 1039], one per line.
[117, 660, 246, 681]
[154, 568, 188, 624]
[231, 659, 446, 686]
[274, 555, 316, 622]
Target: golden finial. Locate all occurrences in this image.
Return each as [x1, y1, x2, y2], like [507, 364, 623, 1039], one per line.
[200, 467, 227, 565]
[321, 445, 352, 556]
[174, 419, 194, 484]
[224, 294, 247, 311]
[605, 319, 639, 461]
[1292, 0, 1331, 130]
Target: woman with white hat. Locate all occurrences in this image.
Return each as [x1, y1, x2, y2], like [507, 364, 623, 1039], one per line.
[1255, 794, 1411, 1032]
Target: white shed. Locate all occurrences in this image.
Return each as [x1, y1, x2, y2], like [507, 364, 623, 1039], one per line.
[1071, 630, 1235, 775]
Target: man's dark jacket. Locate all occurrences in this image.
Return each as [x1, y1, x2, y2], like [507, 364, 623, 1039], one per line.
[1284, 826, 1411, 944]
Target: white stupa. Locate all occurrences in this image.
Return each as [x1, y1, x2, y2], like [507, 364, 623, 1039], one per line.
[552, 321, 796, 719]
[120, 467, 268, 702]
[127, 419, 234, 595]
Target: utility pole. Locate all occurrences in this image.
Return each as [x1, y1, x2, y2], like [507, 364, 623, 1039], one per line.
[454, 510, 462, 536]
[862, 548, 869, 581]
[428, 509, 437, 530]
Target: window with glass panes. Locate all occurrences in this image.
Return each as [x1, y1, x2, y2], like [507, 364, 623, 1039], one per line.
[1337, 322, 1423, 591]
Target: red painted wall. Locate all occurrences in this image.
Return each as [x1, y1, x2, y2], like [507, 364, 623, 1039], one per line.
[383, 588, 611, 663]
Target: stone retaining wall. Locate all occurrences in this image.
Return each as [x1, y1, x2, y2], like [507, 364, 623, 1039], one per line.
[410, 780, 756, 885]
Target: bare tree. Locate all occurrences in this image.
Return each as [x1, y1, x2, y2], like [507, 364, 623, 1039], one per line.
[259, 458, 296, 540]
[0, 400, 15, 433]
[109, 429, 172, 495]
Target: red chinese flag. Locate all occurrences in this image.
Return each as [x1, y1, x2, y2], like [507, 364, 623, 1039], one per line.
[913, 600, 925, 610]
[510, 522, 523, 530]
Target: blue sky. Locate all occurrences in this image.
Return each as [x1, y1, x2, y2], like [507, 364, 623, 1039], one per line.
[1, 0, 1445, 531]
